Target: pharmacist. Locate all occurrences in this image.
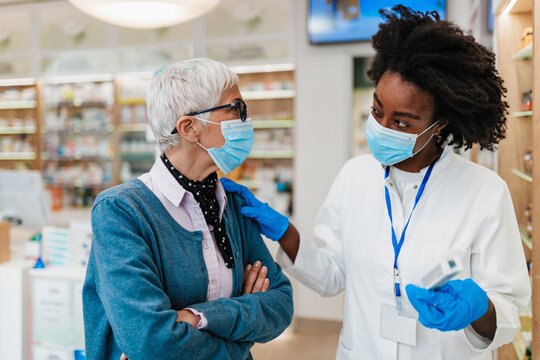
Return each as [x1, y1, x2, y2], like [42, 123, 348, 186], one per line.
[222, 5, 531, 360]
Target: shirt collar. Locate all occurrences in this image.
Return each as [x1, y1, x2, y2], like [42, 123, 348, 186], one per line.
[149, 157, 187, 207]
[149, 157, 228, 216]
[382, 144, 454, 185]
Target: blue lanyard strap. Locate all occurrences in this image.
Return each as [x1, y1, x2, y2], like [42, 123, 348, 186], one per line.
[384, 158, 438, 298]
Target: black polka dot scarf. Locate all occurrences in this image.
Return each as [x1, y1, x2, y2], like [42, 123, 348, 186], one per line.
[160, 153, 234, 268]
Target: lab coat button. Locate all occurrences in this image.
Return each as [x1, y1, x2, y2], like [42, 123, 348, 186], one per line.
[414, 185, 418, 189]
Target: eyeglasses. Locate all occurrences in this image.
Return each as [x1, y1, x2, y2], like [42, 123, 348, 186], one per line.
[171, 100, 247, 134]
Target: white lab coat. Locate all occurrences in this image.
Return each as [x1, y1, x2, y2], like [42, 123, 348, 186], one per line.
[276, 146, 531, 360]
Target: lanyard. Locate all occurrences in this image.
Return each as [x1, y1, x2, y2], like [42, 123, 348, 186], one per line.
[384, 158, 438, 310]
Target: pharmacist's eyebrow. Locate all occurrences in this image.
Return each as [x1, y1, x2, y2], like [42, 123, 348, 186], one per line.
[373, 92, 420, 120]
[373, 93, 383, 108]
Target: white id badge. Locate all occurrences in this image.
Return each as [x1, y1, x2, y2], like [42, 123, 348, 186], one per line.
[380, 303, 417, 346]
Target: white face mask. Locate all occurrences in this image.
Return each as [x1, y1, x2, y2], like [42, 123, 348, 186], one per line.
[365, 113, 440, 166]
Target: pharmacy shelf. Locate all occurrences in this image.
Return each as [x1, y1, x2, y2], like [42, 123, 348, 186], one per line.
[513, 42, 533, 60]
[252, 119, 294, 129]
[0, 100, 36, 110]
[512, 168, 533, 183]
[119, 120, 295, 131]
[238, 180, 292, 191]
[45, 182, 112, 189]
[120, 153, 155, 161]
[118, 123, 147, 132]
[0, 152, 36, 160]
[42, 126, 114, 135]
[513, 339, 525, 360]
[238, 180, 259, 189]
[512, 111, 533, 118]
[46, 101, 111, 108]
[0, 126, 36, 134]
[118, 98, 146, 106]
[248, 150, 294, 159]
[520, 229, 533, 250]
[242, 89, 295, 100]
[526, 301, 533, 318]
[42, 154, 113, 162]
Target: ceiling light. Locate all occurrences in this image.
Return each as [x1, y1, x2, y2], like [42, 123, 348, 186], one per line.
[68, 0, 220, 29]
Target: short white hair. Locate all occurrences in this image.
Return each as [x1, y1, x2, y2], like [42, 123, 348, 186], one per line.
[146, 58, 239, 153]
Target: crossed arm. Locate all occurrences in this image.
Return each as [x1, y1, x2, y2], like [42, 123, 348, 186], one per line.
[91, 198, 292, 360]
[121, 263, 271, 360]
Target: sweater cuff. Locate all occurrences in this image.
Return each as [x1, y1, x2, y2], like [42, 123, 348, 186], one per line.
[188, 300, 234, 336]
[185, 308, 207, 329]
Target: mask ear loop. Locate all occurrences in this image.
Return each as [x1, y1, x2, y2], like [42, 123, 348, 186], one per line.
[192, 116, 220, 151]
[194, 116, 220, 126]
[412, 120, 440, 157]
[197, 142, 209, 151]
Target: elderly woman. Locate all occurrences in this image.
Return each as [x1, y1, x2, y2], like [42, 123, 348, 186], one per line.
[82, 58, 293, 360]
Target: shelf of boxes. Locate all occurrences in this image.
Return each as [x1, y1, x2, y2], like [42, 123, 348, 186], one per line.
[228, 69, 296, 217]
[0, 81, 41, 170]
[495, 0, 538, 358]
[114, 75, 155, 183]
[41, 80, 115, 209]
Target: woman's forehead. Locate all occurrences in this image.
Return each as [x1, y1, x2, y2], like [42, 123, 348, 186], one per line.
[220, 85, 242, 103]
[375, 72, 433, 115]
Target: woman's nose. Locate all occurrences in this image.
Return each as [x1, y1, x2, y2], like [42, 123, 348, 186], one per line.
[377, 116, 392, 129]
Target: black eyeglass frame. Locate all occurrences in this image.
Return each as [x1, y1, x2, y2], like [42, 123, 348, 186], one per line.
[171, 100, 247, 134]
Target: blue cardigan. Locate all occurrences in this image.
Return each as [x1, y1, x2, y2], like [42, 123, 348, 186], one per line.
[83, 179, 294, 360]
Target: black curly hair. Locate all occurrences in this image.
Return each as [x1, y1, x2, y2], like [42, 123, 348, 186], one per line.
[367, 5, 508, 151]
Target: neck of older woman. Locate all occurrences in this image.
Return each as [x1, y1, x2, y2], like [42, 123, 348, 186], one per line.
[394, 139, 441, 173]
[165, 145, 218, 182]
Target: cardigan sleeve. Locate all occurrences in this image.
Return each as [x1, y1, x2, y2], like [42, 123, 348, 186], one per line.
[88, 197, 253, 360]
[188, 195, 294, 343]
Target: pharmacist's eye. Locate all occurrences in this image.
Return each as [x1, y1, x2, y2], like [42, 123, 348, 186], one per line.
[371, 106, 382, 118]
[394, 120, 409, 129]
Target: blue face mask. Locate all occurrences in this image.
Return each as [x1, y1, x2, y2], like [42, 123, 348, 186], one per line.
[197, 117, 254, 174]
[365, 113, 439, 166]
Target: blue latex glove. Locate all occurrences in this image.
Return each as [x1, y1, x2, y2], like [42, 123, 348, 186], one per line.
[405, 279, 489, 332]
[220, 178, 289, 241]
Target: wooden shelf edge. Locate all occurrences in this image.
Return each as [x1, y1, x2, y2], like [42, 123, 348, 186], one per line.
[252, 119, 294, 129]
[242, 89, 296, 100]
[513, 339, 525, 360]
[513, 42, 533, 60]
[511, 111, 533, 118]
[520, 230, 533, 250]
[0, 100, 37, 110]
[248, 151, 295, 159]
[118, 124, 147, 132]
[0, 127, 36, 134]
[511, 169, 533, 183]
[0, 152, 36, 160]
